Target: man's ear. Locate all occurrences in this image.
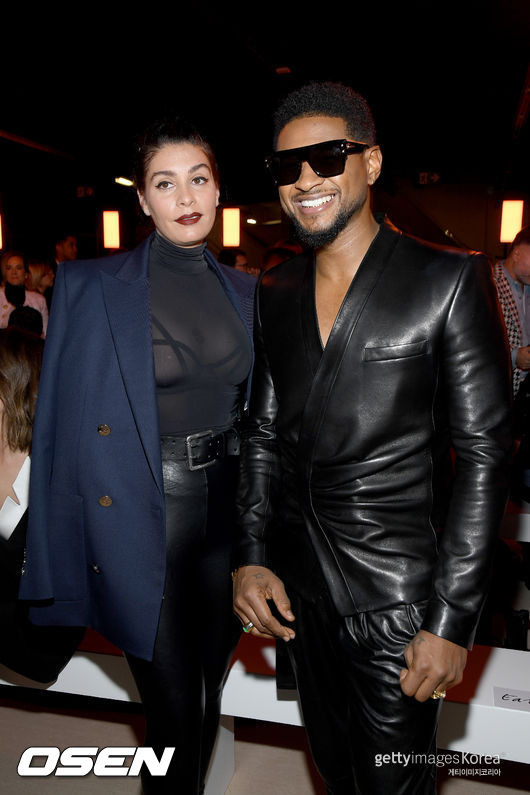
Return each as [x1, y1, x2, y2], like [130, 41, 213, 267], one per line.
[366, 146, 383, 186]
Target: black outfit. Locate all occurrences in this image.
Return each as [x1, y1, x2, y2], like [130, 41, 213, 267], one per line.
[287, 586, 441, 794]
[0, 512, 83, 682]
[235, 218, 512, 793]
[126, 234, 252, 794]
[4, 283, 26, 308]
[149, 235, 250, 434]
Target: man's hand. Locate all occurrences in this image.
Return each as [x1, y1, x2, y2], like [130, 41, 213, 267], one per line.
[399, 630, 467, 702]
[516, 345, 530, 370]
[233, 565, 295, 642]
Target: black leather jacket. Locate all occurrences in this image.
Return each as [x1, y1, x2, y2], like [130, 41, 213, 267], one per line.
[235, 219, 512, 649]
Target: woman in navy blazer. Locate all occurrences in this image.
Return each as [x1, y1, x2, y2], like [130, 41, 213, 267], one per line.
[20, 117, 255, 793]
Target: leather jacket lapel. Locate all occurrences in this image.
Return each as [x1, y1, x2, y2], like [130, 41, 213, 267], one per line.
[295, 223, 401, 607]
[298, 222, 402, 477]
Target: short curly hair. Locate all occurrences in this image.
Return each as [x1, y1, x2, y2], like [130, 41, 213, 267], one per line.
[273, 81, 376, 148]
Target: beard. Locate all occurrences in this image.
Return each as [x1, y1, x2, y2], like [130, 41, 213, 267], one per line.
[287, 191, 367, 249]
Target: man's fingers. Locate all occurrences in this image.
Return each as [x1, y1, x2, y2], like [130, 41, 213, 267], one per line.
[233, 566, 296, 640]
[399, 667, 427, 699]
[270, 582, 295, 622]
[234, 579, 295, 640]
[399, 631, 467, 702]
[400, 667, 448, 702]
[249, 601, 283, 636]
[237, 602, 294, 640]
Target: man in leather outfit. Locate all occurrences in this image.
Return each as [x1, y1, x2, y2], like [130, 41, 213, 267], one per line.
[233, 82, 512, 793]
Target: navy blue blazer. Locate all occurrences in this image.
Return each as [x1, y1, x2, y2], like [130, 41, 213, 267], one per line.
[19, 234, 255, 660]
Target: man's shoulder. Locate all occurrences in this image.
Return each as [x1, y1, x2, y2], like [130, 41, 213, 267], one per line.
[384, 230, 496, 305]
[397, 226, 485, 270]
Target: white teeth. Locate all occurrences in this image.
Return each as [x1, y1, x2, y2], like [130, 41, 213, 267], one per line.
[300, 195, 333, 208]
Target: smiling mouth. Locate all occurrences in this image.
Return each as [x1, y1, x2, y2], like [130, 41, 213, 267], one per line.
[294, 193, 337, 215]
[299, 195, 334, 208]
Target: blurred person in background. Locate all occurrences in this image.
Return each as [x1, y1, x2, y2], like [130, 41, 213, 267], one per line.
[53, 232, 78, 267]
[27, 260, 55, 311]
[0, 327, 82, 682]
[0, 251, 48, 335]
[218, 247, 260, 277]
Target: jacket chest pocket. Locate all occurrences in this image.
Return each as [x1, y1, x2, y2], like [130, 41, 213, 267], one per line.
[363, 340, 429, 362]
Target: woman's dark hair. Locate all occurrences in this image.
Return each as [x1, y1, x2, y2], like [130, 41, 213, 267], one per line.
[133, 116, 220, 193]
[0, 327, 44, 452]
[272, 81, 377, 148]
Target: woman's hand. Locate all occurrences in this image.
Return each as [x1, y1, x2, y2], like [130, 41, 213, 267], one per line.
[233, 565, 295, 642]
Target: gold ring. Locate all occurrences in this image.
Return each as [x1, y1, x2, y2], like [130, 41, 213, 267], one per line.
[242, 621, 254, 634]
[430, 689, 446, 700]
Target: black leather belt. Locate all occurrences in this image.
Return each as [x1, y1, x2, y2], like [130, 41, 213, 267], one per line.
[160, 428, 240, 471]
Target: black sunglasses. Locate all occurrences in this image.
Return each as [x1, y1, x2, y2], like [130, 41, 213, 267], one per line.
[265, 138, 370, 186]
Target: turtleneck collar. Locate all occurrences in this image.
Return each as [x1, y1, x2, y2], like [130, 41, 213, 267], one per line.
[150, 232, 208, 275]
[5, 283, 26, 307]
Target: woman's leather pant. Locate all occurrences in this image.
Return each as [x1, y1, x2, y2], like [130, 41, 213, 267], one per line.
[126, 449, 241, 794]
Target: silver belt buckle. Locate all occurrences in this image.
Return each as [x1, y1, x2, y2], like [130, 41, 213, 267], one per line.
[186, 429, 217, 471]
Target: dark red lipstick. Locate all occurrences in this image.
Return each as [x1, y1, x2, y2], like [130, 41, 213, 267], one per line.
[176, 213, 202, 225]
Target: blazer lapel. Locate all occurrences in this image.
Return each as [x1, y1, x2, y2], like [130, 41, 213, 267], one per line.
[100, 236, 164, 495]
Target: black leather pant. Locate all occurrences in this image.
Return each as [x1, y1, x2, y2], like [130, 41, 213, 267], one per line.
[126, 452, 240, 794]
[285, 586, 442, 795]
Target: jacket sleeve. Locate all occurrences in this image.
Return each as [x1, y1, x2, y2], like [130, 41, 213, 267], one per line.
[233, 280, 282, 569]
[18, 264, 70, 600]
[420, 253, 513, 648]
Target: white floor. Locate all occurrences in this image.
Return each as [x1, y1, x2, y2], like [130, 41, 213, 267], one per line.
[0, 688, 528, 794]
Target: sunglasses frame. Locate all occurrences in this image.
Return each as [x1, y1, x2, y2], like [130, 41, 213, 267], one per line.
[265, 138, 370, 186]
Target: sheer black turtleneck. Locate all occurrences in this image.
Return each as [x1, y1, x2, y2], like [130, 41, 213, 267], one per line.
[149, 233, 252, 435]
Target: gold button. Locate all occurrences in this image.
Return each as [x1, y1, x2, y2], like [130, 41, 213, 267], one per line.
[98, 495, 113, 507]
[98, 424, 111, 436]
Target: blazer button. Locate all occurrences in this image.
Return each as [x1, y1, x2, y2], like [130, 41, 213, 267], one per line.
[91, 564, 101, 574]
[97, 424, 111, 436]
[98, 495, 113, 507]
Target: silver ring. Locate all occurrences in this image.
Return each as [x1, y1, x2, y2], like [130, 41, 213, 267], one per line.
[242, 621, 254, 634]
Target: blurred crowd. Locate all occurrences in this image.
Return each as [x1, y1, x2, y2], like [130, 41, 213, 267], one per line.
[0, 232, 77, 338]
